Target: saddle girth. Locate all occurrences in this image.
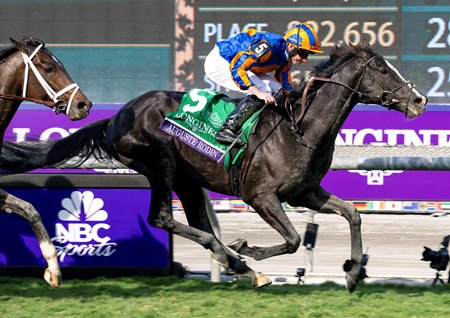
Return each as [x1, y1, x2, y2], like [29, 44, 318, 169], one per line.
[229, 148, 241, 196]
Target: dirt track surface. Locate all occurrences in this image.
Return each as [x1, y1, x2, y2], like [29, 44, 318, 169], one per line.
[173, 212, 450, 284]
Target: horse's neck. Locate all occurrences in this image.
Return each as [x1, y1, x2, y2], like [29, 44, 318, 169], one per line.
[0, 99, 21, 141]
[0, 54, 23, 95]
[0, 55, 23, 141]
[301, 72, 361, 149]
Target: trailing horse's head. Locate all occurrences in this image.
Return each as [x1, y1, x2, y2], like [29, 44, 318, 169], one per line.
[351, 43, 427, 118]
[9, 37, 92, 120]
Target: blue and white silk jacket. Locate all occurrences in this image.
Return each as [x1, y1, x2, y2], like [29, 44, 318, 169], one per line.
[216, 29, 294, 93]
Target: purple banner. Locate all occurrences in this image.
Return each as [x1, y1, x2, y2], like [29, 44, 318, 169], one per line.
[322, 170, 449, 201]
[0, 188, 170, 268]
[322, 105, 450, 201]
[335, 106, 449, 147]
[5, 107, 116, 143]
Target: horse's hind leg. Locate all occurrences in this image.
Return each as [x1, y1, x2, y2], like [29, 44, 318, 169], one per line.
[300, 186, 366, 292]
[174, 183, 271, 288]
[0, 189, 61, 288]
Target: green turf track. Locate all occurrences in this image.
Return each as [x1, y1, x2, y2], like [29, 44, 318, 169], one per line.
[0, 276, 449, 318]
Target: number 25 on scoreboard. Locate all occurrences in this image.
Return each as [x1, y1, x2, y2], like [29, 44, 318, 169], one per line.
[427, 66, 450, 98]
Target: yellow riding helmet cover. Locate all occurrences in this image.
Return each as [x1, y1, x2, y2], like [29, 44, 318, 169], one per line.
[284, 23, 323, 54]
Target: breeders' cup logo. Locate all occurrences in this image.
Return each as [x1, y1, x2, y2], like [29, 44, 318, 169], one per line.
[206, 111, 223, 129]
[51, 191, 117, 262]
[349, 170, 403, 185]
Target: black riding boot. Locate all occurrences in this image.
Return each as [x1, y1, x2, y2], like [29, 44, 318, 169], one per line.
[215, 95, 264, 147]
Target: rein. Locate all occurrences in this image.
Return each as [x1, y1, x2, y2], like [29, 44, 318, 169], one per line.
[0, 93, 56, 107]
[0, 44, 80, 115]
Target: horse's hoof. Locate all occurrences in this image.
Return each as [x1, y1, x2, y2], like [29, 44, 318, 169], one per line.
[211, 252, 229, 268]
[345, 273, 358, 292]
[228, 238, 247, 253]
[343, 259, 368, 293]
[252, 273, 272, 288]
[44, 268, 61, 288]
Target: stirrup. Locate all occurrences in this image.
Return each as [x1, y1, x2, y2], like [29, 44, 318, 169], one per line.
[215, 136, 245, 148]
[215, 129, 245, 147]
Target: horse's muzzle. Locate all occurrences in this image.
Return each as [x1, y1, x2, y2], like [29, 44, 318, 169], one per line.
[406, 96, 427, 119]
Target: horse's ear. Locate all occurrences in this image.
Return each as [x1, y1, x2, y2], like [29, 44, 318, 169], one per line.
[348, 41, 358, 53]
[10, 37, 34, 55]
[9, 37, 18, 45]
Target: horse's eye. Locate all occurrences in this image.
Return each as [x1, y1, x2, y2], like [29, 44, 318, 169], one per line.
[372, 58, 388, 74]
[44, 64, 56, 73]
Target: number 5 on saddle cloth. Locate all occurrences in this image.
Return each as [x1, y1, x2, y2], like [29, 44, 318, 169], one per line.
[159, 88, 262, 170]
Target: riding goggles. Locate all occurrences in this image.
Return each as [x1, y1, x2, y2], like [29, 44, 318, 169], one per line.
[289, 48, 314, 59]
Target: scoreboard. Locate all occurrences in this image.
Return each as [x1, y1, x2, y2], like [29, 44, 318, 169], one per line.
[402, 1, 450, 104]
[193, 0, 450, 104]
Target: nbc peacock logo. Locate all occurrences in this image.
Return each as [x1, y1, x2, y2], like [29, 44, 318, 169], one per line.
[51, 191, 117, 262]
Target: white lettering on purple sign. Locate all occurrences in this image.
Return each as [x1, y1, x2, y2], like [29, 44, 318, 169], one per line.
[51, 191, 117, 263]
[337, 129, 450, 146]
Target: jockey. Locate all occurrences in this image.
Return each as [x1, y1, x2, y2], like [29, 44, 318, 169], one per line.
[204, 23, 323, 147]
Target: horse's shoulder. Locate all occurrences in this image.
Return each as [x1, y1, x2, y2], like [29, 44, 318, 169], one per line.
[260, 103, 290, 123]
[165, 90, 186, 100]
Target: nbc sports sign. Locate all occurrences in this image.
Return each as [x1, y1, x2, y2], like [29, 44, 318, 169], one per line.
[0, 188, 171, 269]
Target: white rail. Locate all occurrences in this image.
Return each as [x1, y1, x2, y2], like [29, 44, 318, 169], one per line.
[331, 145, 450, 170]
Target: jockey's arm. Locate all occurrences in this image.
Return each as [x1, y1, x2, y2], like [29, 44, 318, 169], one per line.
[248, 86, 277, 105]
[275, 62, 295, 95]
[230, 53, 276, 105]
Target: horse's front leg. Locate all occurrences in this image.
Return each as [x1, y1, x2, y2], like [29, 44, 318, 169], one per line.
[228, 192, 301, 261]
[300, 186, 366, 292]
[0, 189, 61, 288]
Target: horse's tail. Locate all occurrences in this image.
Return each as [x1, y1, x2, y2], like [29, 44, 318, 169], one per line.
[0, 118, 111, 173]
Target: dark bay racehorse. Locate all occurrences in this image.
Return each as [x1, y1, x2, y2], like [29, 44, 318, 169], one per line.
[0, 38, 92, 287]
[0, 43, 426, 291]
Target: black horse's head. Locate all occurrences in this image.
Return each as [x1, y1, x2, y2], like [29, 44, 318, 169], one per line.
[348, 43, 427, 118]
[306, 42, 427, 119]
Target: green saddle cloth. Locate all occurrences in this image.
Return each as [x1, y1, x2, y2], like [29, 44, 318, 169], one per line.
[159, 89, 260, 170]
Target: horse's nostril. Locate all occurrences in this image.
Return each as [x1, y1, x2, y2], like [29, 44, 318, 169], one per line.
[415, 97, 425, 105]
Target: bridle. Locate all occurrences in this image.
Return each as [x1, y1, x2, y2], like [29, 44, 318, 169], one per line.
[358, 56, 414, 109]
[0, 44, 80, 115]
[286, 54, 415, 143]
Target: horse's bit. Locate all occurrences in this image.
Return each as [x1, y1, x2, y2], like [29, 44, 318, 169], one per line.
[0, 44, 80, 115]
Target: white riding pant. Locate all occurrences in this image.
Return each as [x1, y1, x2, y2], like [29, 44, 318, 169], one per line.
[204, 46, 282, 94]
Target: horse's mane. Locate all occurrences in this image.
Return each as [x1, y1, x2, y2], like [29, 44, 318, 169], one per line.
[0, 37, 45, 64]
[294, 43, 375, 101]
[0, 46, 17, 64]
[312, 43, 373, 77]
